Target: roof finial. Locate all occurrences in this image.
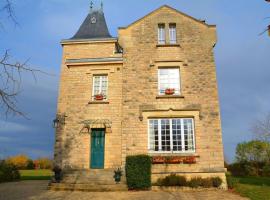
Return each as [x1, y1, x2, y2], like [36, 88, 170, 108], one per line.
[90, 1, 94, 12]
[101, 1, 103, 11]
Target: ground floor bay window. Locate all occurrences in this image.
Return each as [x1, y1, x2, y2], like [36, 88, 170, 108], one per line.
[148, 118, 195, 153]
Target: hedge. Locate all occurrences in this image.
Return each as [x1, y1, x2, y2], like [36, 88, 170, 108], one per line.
[0, 160, 20, 183]
[126, 155, 151, 190]
[155, 175, 223, 188]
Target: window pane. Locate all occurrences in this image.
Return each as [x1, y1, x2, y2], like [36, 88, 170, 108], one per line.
[169, 24, 176, 44]
[183, 119, 195, 151]
[159, 68, 180, 95]
[158, 24, 165, 44]
[148, 118, 195, 153]
[93, 75, 108, 100]
[93, 76, 101, 95]
[149, 120, 159, 151]
[172, 119, 182, 151]
[161, 119, 170, 151]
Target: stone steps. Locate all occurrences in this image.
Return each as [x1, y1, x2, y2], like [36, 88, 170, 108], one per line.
[48, 183, 128, 192]
[49, 169, 127, 191]
[61, 169, 125, 184]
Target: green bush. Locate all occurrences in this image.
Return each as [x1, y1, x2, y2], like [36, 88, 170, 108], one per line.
[228, 161, 268, 177]
[245, 164, 259, 176]
[262, 165, 270, 177]
[126, 155, 151, 190]
[228, 162, 246, 176]
[157, 174, 187, 186]
[0, 160, 20, 183]
[226, 175, 238, 189]
[26, 160, 35, 170]
[211, 177, 223, 187]
[188, 177, 203, 188]
[201, 178, 213, 188]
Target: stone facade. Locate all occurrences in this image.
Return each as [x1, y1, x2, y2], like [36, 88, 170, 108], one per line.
[54, 5, 226, 188]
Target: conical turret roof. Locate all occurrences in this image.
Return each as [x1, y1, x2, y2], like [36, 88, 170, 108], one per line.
[71, 8, 111, 39]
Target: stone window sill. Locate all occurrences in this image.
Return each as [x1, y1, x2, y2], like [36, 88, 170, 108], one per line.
[156, 44, 180, 47]
[156, 95, 184, 99]
[88, 101, 110, 104]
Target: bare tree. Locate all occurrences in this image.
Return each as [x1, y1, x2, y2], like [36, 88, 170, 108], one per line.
[264, 0, 270, 35]
[0, 0, 47, 118]
[252, 113, 270, 142]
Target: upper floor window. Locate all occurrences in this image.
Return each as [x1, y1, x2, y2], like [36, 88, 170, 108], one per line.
[158, 68, 180, 95]
[92, 75, 108, 101]
[158, 24, 165, 44]
[169, 23, 177, 44]
[148, 118, 195, 153]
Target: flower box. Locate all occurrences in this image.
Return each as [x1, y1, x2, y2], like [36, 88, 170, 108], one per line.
[152, 156, 166, 164]
[94, 94, 104, 101]
[183, 156, 196, 164]
[165, 88, 175, 95]
[152, 156, 197, 164]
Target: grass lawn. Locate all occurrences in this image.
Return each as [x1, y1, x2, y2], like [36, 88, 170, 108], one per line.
[233, 176, 270, 200]
[19, 169, 53, 180]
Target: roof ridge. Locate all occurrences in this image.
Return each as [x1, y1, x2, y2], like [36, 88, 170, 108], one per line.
[119, 5, 216, 29]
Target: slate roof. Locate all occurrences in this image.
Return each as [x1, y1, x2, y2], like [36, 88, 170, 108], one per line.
[71, 9, 111, 39]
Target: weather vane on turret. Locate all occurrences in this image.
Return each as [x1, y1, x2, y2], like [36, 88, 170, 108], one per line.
[90, 1, 94, 12]
[101, 1, 103, 11]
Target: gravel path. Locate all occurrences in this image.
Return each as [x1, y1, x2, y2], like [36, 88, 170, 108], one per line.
[0, 181, 249, 200]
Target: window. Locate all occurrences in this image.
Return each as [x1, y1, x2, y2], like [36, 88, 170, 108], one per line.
[149, 118, 195, 153]
[158, 68, 180, 95]
[169, 24, 177, 44]
[158, 24, 165, 44]
[92, 75, 108, 100]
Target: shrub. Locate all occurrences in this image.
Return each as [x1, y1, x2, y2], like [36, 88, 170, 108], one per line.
[201, 178, 213, 188]
[228, 162, 246, 176]
[188, 177, 203, 188]
[6, 155, 29, 170]
[155, 178, 163, 186]
[211, 177, 223, 188]
[26, 160, 35, 169]
[226, 175, 238, 189]
[262, 165, 270, 177]
[126, 155, 151, 190]
[159, 174, 187, 186]
[245, 164, 259, 176]
[0, 160, 20, 183]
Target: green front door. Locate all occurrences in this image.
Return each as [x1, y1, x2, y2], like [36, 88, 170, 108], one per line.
[90, 129, 105, 169]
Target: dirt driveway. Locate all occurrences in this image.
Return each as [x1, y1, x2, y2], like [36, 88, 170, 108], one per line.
[0, 181, 249, 200]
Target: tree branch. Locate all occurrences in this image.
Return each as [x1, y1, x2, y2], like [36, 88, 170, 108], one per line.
[1, 0, 18, 26]
[0, 50, 52, 118]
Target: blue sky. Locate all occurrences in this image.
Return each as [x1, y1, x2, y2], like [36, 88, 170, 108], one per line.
[0, 0, 269, 162]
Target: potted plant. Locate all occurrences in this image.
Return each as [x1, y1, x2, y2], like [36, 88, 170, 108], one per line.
[183, 156, 196, 164]
[165, 88, 175, 95]
[152, 156, 166, 164]
[94, 94, 104, 100]
[168, 156, 183, 164]
[113, 168, 123, 183]
[53, 165, 62, 183]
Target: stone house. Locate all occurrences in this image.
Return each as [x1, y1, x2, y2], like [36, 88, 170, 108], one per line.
[53, 4, 226, 190]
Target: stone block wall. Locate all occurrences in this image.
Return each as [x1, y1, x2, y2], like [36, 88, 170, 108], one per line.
[54, 40, 123, 169]
[118, 6, 225, 178]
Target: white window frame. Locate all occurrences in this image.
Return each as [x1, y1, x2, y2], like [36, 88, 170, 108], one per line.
[158, 68, 181, 95]
[158, 24, 165, 44]
[92, 75, 108, 100]
[169, 23, 177, 44]
[148, 118, 196, 154]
